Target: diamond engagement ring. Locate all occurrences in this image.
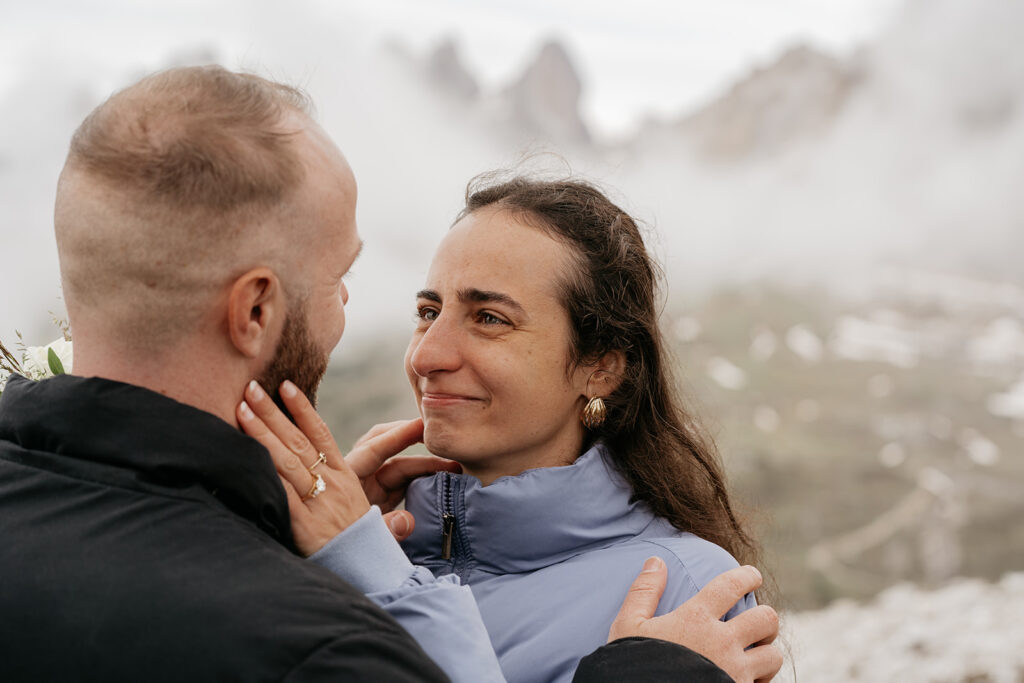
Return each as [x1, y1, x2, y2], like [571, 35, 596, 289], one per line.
[303, 473, 326, 501]
[308, 452, 327, 472]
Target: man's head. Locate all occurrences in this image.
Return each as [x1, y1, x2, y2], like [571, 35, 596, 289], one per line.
[55, 66, 361, 411]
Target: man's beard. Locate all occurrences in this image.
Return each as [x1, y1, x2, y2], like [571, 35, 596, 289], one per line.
[256, 306, 329, 419]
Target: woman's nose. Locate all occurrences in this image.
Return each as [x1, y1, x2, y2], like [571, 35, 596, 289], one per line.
[409, 315, 462, 376]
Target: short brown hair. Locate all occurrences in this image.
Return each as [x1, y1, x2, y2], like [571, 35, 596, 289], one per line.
[55, 66, 314, 350]
[68, 65, 311, 210]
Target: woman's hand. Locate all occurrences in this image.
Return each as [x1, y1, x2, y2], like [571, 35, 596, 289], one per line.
[237, 379, 458, 556]
[344, 419, 461, 513]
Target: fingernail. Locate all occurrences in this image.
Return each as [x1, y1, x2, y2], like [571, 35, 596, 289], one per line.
[746, 565, 762, 582]
[281, 380, 298, 398]
[248, 380, 264, 402]
[389, 513, 409, 537]
[239, 401, 254, 421]
[642, 556, 664, 573]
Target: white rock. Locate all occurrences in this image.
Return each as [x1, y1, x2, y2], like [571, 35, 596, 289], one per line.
[987, 376, 1024, 419]
[779, 573, 1024, 683]
[878, 442, 907, 468]
[706, 356, 747, 390]
[786, 324, 824, 363]
[958, 428, 1000, 466]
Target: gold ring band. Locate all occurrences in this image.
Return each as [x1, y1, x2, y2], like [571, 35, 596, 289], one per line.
[308, 452, 327, 472]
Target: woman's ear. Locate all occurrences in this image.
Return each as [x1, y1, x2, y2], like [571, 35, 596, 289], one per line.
[579, 350, 626, 398]
[226, 267, 284, 359]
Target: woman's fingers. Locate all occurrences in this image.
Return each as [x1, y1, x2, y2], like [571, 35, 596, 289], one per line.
[239, 391, 318, 497]
[374, 455, 462, 491]
[345, 419, 425, 479]
[277, 380, 344, 467]
[352, 420, 414, 449]
[382, 510, 416, 542]
[238, 382, 377, 557]
[244, 381, 319, 465]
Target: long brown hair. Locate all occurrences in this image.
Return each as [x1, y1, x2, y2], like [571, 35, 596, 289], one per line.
[460, 174, 762, 569]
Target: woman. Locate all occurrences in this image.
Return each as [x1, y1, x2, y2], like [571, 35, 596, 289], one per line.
[243, 175, 765, 683]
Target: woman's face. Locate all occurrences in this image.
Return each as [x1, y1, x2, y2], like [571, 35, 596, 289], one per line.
[404, 206, 593, 483]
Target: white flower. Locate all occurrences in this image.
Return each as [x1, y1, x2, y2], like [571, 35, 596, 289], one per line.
[22, 338, 73, 380]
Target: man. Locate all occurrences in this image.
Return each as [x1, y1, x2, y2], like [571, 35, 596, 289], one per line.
[0, 66, 780, 682]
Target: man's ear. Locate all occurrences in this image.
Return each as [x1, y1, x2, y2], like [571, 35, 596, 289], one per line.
[579, 350, 626, 398]
[227, 267, 284, 359]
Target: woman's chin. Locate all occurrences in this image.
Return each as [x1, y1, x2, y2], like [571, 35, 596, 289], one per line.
[423, 429, 476, 465]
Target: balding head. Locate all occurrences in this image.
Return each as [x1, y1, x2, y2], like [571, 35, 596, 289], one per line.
[55, 66, 321, 353]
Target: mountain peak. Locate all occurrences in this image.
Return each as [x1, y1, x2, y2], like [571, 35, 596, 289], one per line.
[426, 37, 479, 101]
[502, 38, 590, 145]
[672, 43, 857, 161]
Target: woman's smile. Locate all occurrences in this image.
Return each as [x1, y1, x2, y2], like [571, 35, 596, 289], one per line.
[420, 391, 485, 408]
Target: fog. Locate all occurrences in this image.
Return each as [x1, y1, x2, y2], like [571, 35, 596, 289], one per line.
[1, 0, 1021, 345]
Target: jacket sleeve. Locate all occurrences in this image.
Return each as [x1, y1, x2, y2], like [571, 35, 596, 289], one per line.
[310, 507, 506, 683]
[572, 637, 733, 683]
[282, 628, 452, 683]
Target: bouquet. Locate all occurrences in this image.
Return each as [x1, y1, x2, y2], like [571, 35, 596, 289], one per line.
[0, 321, 73, 395]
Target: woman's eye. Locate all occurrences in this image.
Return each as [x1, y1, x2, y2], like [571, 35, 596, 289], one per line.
[416, 307, 439, 322]
[478, 311, 509, 326]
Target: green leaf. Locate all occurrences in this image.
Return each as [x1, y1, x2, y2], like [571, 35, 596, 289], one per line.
[47, 347, 66, 376]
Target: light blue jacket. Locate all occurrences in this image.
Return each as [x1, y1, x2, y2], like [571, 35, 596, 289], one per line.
[401, 443, 754, 683]
[311, 443, 752, 683]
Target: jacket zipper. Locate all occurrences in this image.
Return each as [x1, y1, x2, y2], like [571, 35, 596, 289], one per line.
[441, 473, 456, 561]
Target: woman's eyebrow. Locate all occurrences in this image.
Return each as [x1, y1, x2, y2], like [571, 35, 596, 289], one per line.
[415, 288, 526, 315]
[459, 288, 525, 314]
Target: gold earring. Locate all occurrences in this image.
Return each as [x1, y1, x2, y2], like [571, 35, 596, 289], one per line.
[581, 396, 606, 429]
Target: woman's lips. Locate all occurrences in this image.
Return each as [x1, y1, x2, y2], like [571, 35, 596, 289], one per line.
[420, 392, 482, 408]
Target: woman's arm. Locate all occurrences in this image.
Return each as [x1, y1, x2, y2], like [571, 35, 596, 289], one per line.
[238, 380, 505, 683]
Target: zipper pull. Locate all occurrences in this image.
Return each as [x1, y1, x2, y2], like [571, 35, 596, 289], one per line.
[441, 513, 455, 560]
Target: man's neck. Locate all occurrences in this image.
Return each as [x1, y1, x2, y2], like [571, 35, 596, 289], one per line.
[71, 340, 245, 428]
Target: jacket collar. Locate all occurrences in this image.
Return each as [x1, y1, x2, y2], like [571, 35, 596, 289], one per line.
[0, 373, 294, 549]
[402, 443, 658, 574]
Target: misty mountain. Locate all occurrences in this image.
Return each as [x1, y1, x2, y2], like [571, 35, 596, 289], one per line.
[388, 0, 1023, 291]
[397, 35, 591, 149]
[2, 0, 1022, 345]
[636, 44, 859, 162]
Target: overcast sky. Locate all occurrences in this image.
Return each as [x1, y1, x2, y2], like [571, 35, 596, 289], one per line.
[0, 0, 908, 348]
[2, 0, 902, 137]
